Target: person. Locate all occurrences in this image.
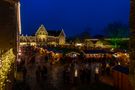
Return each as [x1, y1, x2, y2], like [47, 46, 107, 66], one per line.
[73, 69, 78, 85]
[66, 66, 71, 84]
[86, 68, 91, 83]
[95, 67, 99, 82]
[73, 63, 79, 85]
[36, 66, 41, 82]
[63, 68, 67, 83]
[41, 65, 48, 79]
[80, 67, 85, 83]
[22, 66, 27, 82]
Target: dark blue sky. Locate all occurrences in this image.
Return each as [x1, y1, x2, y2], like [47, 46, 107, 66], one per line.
[20, 0, 130, 37]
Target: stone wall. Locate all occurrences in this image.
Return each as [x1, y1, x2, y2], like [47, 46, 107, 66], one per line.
[0, 0, 17, 49]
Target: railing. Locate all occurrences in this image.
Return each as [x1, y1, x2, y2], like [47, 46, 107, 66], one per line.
[0, 48, 15, 90]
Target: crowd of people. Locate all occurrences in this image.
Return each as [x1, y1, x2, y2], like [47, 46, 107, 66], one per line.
[62, 60, 112, 85]
[15, 45, 127, 90]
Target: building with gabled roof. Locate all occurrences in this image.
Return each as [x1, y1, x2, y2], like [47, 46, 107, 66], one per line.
[20, 24, 66, 46]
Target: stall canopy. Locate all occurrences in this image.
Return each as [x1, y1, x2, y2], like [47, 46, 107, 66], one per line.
[46, 48, 63, 53]
[83, 50, 114, 54]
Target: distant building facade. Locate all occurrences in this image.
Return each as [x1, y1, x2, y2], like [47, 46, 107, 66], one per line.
[74, 38, 129, 49]
[84, 39, 113, 48]
[20, 25, 66, 46]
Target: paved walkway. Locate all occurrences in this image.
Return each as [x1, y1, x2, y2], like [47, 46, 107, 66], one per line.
[23, 63, 115, 90]
[100, 75, 114, 86]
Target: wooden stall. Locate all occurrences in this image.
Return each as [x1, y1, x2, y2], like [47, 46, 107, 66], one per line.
[112, 65, 133, 90]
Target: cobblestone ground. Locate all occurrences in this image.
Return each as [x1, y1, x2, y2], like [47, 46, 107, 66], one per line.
[13, 63, 116, 90]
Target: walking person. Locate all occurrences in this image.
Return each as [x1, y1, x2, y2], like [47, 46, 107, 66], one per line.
[22, 66, 27, 82]
[36, 66, 41, 82]
[41, 65, 48, 80]
[74, 69, 78, 85]
[73, 63, 79, 85]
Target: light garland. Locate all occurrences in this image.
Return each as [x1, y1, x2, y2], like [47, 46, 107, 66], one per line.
[0, 48, 15, 90]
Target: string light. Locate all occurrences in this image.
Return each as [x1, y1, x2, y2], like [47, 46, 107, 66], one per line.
[0, 49, 15, 90]
[0, 58, 2, 68]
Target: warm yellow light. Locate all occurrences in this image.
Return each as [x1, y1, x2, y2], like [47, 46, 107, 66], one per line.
[75, 43, 83, 46]
[95, 67, 99, 74]
[0, 49, 15, 89]
[0, 59, 2, 68]
[75, 69, 78, 77]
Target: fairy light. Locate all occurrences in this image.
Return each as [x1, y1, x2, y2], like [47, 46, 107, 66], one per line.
[0, 49, 15, 90]
[0, 58, 2, 68]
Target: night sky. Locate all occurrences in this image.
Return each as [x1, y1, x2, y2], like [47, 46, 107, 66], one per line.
[20, 0, 130, 37]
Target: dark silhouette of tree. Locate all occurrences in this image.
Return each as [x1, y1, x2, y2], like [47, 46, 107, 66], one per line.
[74, 37, 81, 43]
[104, 22, 129, 48]
[79, 27, 92, 42]
[93, 34, 105, 40]
[80, 31, 91, 40]
[71, 27, 92, 43]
